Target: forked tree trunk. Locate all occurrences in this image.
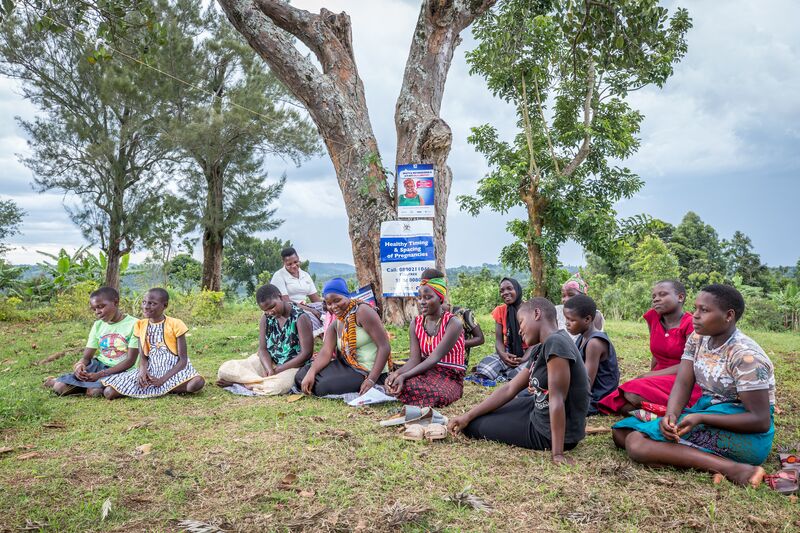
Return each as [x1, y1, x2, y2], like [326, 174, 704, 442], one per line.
[216, 0, 496, 325]
[201, 231, 224, 291]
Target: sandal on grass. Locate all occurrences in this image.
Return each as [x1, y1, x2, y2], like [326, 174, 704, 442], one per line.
[424, 423, 447, 441]
[765, 469, 799, 495]
[380, 406, 430, 427]
[402, 424, 425, 441]
[779, 452, 800, 472]
[415, 407, 448, 427]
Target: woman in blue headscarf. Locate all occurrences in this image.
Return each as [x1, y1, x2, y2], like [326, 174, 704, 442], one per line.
[294, 278, 392, 397]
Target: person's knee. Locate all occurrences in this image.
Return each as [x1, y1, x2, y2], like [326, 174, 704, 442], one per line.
[623, 391, 643, 407]
[624, 432, 651, 463]
[52, 382, 69, 396]
[611, 428, 628, 449]
[103, 386, 118, 400]
[187, 376, 205, 393]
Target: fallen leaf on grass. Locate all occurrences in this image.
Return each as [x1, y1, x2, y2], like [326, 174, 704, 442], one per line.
[42, 421, 66, 429]
[176, 519, 227, 533]
[319, 429, 350, 439]
[1, 367, 10, 373]
[101, 498, 112, 521]
[748, 515, 772, 526]
[286, 394, 304, 403]
[443, 487, 493, 513]
[17, 452, 40, 460]
[309, 415, 325, 422]
[19, 519, 49, 531]
[0, 446, 13, 454]
[284, 510, 326, 530]
[298, 489, 316, 498]
[125, 418, 155, 432]
[277, 473, 298, 490]
[134, 443, 152, 456]
[789, 495, 797, 504]
[383, 502, 431, 527]
[31, 342, 37, 349]
[0, 358, 14, 365]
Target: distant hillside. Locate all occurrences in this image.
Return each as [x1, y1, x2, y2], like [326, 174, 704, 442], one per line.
[307, 262, 356, 279]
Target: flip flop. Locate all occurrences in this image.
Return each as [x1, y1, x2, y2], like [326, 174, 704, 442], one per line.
[379, 406, 430, 427]
[765, 469, 799, 495]
[424, 423, 447, 441]
[402, 424, 425, 441]
[779, 452, 800, 472]
[414, 407, 448, 427]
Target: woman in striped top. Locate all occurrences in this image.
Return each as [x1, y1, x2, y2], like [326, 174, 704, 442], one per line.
[385, 270, 466, 408]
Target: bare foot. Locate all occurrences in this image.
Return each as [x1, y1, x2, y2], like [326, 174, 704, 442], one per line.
[727, 464, 766, 488]
[43, 377, 56, 389]
[216, 379, 234, 387]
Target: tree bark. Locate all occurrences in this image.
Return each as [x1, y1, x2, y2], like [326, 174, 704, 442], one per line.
[104, 246, 122, 290]
[201, 165, 225, 291]
[217, 0, 496, 325]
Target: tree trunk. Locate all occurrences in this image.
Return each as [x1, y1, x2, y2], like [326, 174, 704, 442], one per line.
[104, 246, 122, 290]
[201, 166, 225, 291]
[216, 0, 497, 325]
[522, 194, 546, 297]
[201, 230, 224, 291]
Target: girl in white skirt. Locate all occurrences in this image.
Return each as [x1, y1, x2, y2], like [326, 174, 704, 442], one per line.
[102, 288, 205, 399]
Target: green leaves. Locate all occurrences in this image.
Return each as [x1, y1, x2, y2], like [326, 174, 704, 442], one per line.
[462, 0, 690, 295]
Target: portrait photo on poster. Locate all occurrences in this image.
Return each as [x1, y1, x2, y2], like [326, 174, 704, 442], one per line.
[397, 163, 434, 218]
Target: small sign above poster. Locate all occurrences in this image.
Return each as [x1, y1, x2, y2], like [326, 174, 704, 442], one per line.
[397, 163, 434, 219]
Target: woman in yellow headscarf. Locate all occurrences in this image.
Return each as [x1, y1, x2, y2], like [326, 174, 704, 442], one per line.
[385, 269, 466, 407]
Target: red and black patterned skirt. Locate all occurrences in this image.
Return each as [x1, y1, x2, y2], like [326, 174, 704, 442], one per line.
[396, 365, 465, 408]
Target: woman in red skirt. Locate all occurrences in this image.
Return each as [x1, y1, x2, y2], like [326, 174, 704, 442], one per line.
[385, 270, 466, 407]
[598, 280, 701, 416]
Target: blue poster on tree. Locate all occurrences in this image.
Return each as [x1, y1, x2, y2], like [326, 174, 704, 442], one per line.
[397, 163, 434, 218]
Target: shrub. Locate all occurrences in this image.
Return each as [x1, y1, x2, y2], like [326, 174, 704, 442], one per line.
[50, 281, 98, 322]
[0, 296, 27, 322]
[171, 289, 225, 323]
[449, 269, 502, 314]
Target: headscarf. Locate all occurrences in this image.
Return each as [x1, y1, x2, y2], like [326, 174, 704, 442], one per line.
[322, 277, 350, 298]
[323, 277, 392, 373]
[419, 277, 447, 302]
[502, 277, 525, 357]
[562, 273, 589, 294]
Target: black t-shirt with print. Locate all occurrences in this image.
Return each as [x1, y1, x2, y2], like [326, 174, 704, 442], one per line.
[527, 329, 590, 445]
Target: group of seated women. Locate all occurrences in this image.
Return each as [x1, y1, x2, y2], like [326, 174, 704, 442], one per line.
[210, 252, 780, 489]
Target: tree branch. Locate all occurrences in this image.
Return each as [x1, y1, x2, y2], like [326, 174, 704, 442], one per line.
[562, 59, 595, 177]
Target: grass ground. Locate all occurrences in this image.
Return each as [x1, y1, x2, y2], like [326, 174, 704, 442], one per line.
[0, 308, 799, 532]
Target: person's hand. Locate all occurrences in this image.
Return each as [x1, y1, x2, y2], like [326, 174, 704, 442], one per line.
[447, 414, 471, 435]
[264, 365, 277, 377]
[358, 376, 376, 396]
[552, 453, 575, 466]
[386, 374, 405, 395]
[500, 352, 520, 367]
[301, 371, 316, 395]
[148, 376, 166, 388]
[137, 370, 152, 388]
[676, 413, 704, 437]
[73, 362, 88, 380]
[83, 371, 102, 382]
[659, 413, 680, 442]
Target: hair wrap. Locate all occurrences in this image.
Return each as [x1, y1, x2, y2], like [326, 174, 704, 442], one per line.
[419, 277, 447, 301]
[322, 277, 350, 298]
[562, 273, 589, 295]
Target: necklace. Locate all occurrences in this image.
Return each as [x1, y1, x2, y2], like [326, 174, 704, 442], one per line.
[423, 311, 444, 336]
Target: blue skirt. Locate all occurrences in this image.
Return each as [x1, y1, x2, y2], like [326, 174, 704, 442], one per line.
[55, 358, 110, 389]
[613, 395, 774, 466]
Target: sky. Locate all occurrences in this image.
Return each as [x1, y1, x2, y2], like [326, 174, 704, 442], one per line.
[1, 0, 798, 268]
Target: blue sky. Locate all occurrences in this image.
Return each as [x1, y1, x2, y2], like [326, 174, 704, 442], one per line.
[1, 0, 798, 268]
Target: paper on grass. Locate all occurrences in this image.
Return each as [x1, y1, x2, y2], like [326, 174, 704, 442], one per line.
[347, 387, 397, 407]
